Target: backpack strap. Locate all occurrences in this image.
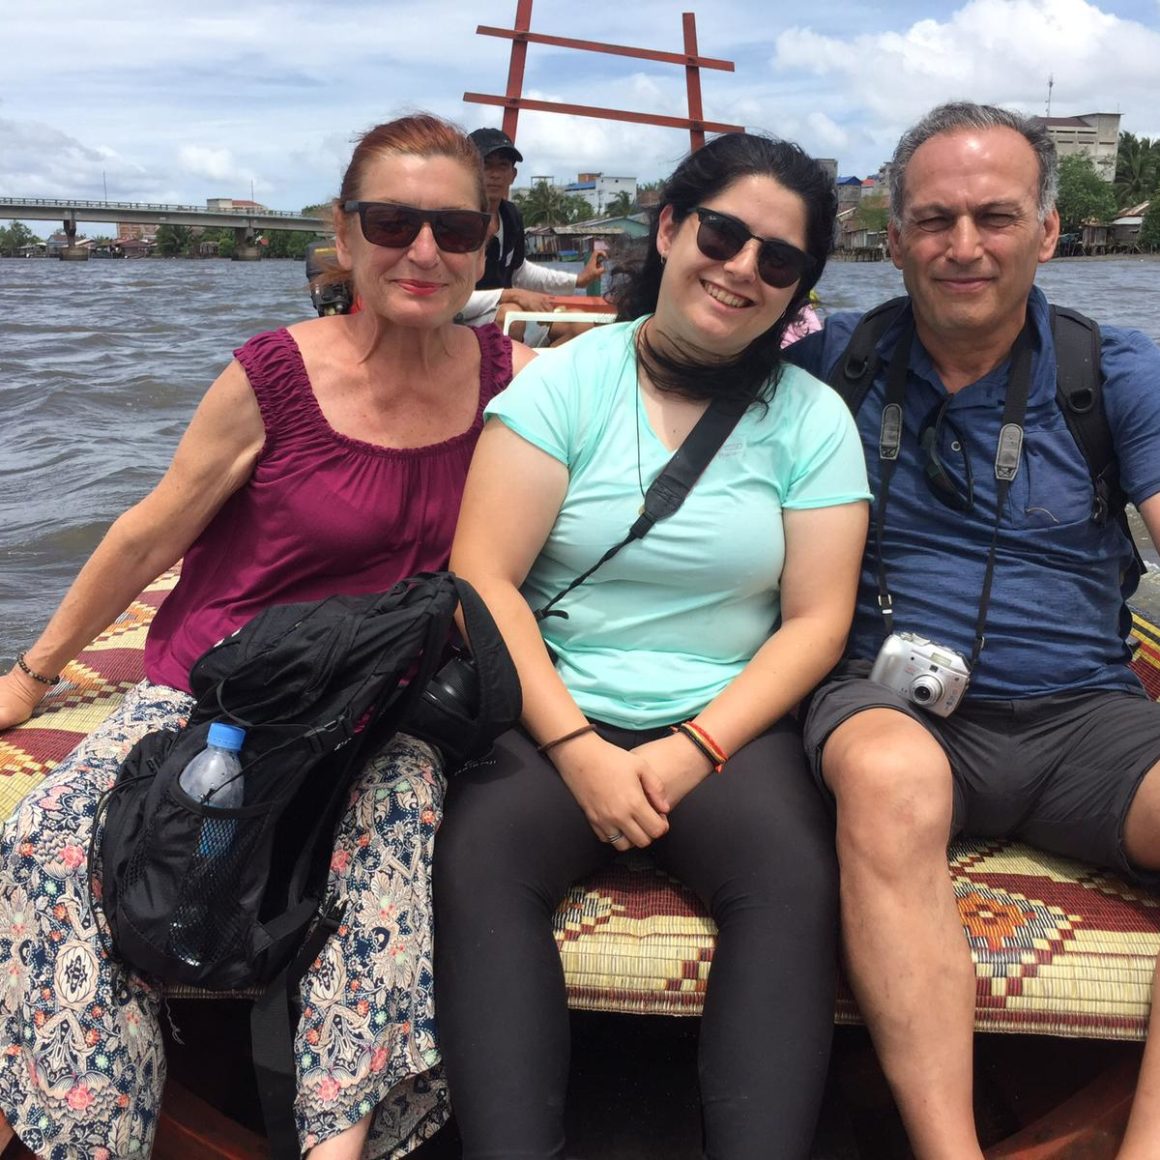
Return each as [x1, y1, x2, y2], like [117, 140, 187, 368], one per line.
[1051, 305, 1114, 521]
[454, 575, 522, 726]
[251, 898, 345, 1160]
[829, 296, 1144, 590]
[1050, 304, 1145, 583]
[826, 295, 910, 414]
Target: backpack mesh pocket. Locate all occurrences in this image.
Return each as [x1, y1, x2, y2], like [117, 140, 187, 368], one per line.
[167, 806, 269, 970]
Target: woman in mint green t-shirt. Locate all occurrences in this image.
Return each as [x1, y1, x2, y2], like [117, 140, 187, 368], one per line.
[437, 132, 870, 1158]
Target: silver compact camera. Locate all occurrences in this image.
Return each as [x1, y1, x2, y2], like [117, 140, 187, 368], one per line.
[869, 632, 971, 717]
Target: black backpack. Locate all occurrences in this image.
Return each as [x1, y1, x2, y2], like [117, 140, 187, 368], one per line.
[93, 571, 520, 1156]
[826, 296, 1145, 585]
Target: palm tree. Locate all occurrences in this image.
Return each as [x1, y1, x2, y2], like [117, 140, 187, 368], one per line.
[1114, 132, 1160, 209]
[605, 191, 633, 217]
[515, 181, 572, 226]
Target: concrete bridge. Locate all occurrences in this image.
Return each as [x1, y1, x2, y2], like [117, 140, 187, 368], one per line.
[0, 197, 331, 260]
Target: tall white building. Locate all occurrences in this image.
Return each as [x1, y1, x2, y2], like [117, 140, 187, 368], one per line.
[1036, 113, 1121, 182]
[563, 174, 637, 215]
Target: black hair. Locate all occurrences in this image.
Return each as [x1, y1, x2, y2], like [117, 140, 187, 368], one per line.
[611, 132, 836, 406]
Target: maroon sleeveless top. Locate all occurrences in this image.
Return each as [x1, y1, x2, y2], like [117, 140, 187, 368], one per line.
[145, 324, 513, 691]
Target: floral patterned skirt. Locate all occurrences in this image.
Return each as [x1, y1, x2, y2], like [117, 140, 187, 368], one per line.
[0, 680, 447, 1159]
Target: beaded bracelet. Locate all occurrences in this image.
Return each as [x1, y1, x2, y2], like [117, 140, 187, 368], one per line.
[537, 723, 597, 755]
[671, 720, 728, 773]
[15, 652, 61, 687]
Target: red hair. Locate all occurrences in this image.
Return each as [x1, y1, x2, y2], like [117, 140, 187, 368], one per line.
[339, 113, 486, 210]
[312, 113, 487, 300]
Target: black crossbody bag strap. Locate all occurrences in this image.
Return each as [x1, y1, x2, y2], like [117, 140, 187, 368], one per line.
[534, 390, 753, 622]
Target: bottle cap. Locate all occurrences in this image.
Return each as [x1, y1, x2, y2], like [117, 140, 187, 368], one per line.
[207, 721, 246, 752]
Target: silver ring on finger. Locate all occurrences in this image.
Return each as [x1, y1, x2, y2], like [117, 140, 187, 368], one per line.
[604, 830, 624, 844]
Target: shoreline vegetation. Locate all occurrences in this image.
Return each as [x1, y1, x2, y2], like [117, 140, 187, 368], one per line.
[5, 251, 1159, 264]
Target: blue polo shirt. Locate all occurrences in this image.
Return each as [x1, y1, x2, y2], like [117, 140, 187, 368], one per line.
[786, 286, 1160, 699]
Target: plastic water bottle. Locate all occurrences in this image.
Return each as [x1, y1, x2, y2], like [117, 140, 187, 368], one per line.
[179, 721, 246, 817]
[171, 721, 246, 966]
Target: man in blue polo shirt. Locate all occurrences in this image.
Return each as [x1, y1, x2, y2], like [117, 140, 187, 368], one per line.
[787, 101, 1160, 1158]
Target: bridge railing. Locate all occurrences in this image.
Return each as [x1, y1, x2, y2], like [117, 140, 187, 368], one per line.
[0, 197, 324, 221]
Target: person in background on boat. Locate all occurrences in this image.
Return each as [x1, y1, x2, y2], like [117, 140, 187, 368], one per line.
[784, 100, 1160, 1160]
[0, 113, 532, 1160]
[781, 287, 823, 347]
[435, 132, 870, 1158]
[456, 126, 605, 343]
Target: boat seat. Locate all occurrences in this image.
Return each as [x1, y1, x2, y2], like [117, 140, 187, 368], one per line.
[499, 292, 617, 337]
[3, 571, 1160, 1157]
[501, 309, 617, 335]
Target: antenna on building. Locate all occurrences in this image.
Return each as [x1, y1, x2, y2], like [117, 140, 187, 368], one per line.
[1045, 74, 1054, 117]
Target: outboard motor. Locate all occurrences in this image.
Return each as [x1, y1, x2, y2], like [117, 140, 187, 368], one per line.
[305, 239, 353, 316]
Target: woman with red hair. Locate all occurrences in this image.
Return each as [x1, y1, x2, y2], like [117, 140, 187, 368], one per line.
[0, 113, 532, 1160]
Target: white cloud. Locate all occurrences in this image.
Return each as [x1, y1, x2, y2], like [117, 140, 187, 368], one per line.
[0, 0, 1156, 221]
[178, 146, 240, 184]
[770, 0, 1160, 172]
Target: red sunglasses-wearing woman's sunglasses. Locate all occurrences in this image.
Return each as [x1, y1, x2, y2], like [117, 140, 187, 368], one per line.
[692, 207, 816, 289]
[343, 201, 491, 254]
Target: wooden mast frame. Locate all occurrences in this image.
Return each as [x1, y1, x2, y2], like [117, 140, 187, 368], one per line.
[463, 1, 743, 152]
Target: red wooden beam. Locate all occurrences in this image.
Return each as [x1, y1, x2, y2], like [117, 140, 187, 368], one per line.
[683, 13, 706, 152]
[499, 0, 533, 142]
[476, 25, 734, 71]
[464, 92, 743, 136]
[153, 1081, 267, 1160]
[467, 3, 739, 153]
[982, 1055, 1136, 1160]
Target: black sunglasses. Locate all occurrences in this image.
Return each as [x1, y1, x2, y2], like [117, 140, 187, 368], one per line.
[692, 207, 816, 289]
[919, 398, 974, 512]
[343, 201, 490, 254]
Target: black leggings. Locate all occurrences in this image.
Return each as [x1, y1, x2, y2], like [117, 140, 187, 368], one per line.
[433, 717, 839, 1160]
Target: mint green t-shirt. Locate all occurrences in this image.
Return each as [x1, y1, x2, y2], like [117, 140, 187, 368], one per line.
[485, 318, 870, 729]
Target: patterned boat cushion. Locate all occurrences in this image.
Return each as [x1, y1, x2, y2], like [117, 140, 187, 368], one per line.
[4, 580, 1159, 1039]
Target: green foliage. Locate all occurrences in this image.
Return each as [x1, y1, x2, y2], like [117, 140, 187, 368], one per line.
[513, 182, 568, 226]
[1139, 201, 1160, 251]
[264, 230, 318, 260]
[154, 223, 193, 256]
[513, 183, 603, 226]
[0, 221, 40, 255]
[605, 191, 633, 217]
[1114, 132, 1160, 209]
[561, 194, 597, 223]
[188, 228, 238, 258]
[1055, 154, 1117, 233]
[301, 202, 333, 220]
[853, 196, 889, 233]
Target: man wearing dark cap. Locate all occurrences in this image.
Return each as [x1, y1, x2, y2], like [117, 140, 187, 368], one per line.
[460, 127, 604, 336]
[469, 128, 530, 291]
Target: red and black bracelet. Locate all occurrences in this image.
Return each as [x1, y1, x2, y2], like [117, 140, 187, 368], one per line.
[671, 720, 728, 773]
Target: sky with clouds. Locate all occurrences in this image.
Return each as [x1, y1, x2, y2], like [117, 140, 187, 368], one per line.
[2, 0, 1158, 235]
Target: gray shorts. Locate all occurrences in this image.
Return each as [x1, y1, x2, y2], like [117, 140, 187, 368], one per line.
[803, 661, 1160, 882]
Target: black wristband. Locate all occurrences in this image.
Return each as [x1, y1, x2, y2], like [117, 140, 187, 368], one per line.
[15, 652, 61, 687]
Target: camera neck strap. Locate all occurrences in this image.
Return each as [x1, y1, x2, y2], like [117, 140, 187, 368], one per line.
[873, 320, 1033, 669]
[534, 387, 755, 623]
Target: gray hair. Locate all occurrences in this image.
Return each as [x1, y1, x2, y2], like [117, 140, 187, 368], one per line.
[889, 101, 1058, 226]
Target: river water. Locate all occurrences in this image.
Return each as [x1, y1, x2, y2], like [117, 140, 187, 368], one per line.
[1, 254, 1158, 666]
